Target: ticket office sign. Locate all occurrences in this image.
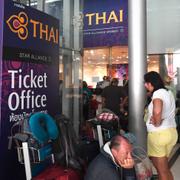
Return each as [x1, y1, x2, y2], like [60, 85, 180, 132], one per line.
[0, 1, 59, 179]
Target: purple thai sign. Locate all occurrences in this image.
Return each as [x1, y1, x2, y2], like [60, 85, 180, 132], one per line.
[83, 0, 128, 48]
[0, 1, 59, 179]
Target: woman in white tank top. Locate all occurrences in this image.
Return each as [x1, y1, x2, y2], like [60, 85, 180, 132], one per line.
[144, 71, 178, 180]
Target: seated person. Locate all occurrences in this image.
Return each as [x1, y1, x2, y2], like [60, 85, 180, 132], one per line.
[84, 135, 136, 180]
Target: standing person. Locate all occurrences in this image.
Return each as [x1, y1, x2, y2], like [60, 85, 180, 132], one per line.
[123, 74, 128, 87]
[96, 76, 111, 94]
[102, 78, 127, 116]
[95, 76, 111, 114]
[164, 75, 176, 99]
[96, 76, 110, 89]
[84, 135, 136, 180]
[102, 76, 111, 88]
[83, 81, 93, 121]
[144, 71, 178, 180]
[101, 78, 128, 130]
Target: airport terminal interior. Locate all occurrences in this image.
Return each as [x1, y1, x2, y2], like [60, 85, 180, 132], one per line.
[0, 0, 180, 179]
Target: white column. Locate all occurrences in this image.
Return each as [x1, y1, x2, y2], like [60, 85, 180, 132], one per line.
[128, 0, 147, 149]
[63, 0, 73, 48]
[72, 0, 83, 135]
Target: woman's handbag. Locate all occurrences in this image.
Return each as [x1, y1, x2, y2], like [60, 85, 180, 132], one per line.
[132, 146, 153, 180]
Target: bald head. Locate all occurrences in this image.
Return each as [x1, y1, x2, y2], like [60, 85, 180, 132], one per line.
[110, 135, 134, 168]
[110, 135, 130, 150]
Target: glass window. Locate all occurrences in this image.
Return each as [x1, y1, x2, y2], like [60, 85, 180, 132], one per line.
[28, 0, 83, 129]
[148, 53, 180, 99]
[83, 46, 128, 88]
[83, 48, 109, 88]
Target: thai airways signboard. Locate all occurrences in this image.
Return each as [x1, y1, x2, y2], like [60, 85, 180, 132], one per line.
[83, 0, 128, 48]
[0, 1, 59, 179]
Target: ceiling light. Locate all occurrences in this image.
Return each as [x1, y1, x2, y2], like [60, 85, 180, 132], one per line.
[90, 50, 94, 54]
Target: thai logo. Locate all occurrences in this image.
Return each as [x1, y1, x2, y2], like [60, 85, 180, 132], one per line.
[6, 12, 28, 40]
[6, 11, 59, 44]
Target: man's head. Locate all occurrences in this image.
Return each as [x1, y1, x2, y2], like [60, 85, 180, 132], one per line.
[110, 135, 134, 168]
[110, 78, 119, 86]
[103, 76, 107, 80]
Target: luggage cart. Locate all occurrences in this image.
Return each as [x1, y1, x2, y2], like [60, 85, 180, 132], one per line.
[88, 108, 120, 148]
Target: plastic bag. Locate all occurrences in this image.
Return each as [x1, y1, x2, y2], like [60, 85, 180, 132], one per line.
[132, 146, 153, 180]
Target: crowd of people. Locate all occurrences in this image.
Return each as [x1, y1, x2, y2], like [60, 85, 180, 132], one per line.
[82, 75, 129, 130]
[82, 71, 178, 180]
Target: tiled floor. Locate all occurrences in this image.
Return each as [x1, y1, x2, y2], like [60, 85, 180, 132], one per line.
[171, 155, 180, 180]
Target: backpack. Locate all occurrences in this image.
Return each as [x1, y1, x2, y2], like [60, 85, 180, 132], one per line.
[8, 112, 58, 163]
[53, 114, 84, 171]
[8, 113, 39, 163]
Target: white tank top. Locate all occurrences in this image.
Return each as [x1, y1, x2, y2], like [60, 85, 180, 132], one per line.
[146, 89, 176, 132]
